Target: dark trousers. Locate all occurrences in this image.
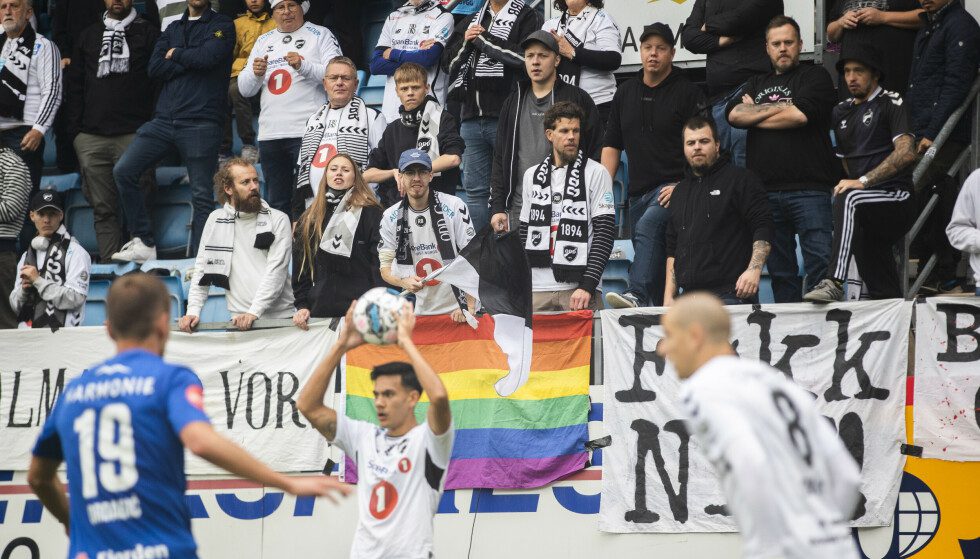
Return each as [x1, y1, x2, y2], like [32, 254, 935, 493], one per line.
[767, 190, 834, 302]
[0, 248, 18, 329]
[259, 137, 302, 218]
[912, 140, 967, 282]
[828, 188, 915, 299]
[221, 77, 258, 154]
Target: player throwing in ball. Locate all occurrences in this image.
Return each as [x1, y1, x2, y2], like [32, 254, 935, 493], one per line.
[28, 274, 349, 559]
[299, 300, 453, 559]
[658, 293, 862, 559]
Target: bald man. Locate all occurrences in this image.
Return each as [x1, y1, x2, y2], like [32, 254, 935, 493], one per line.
[658, 294, 862, 559]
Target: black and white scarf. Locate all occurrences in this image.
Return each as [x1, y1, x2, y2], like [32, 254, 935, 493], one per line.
[19, 225, 71, 332]
[319, 187, 362, 260]
[400, 97, 443, 174]
[394, 189, 455, 268]
[0, 25, 36, 120]
[554, 6, 600, 87]
[447, 0, 524, 98]
[199, 202, 275, 289]
[98, 8, 137, 78]
[296, 97, 372, 201]
[403, 0, 439, 15]
[524, 150, 589, 283]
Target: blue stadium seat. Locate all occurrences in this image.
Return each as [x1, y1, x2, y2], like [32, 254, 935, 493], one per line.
[66, 205, 99, 256]
[40, 173, 81, 192]
[199, 289, 231, 323]
[139, 259, 195, 320]
[155, 166, 188, 187]
[151, 202, 193, 257]
[89, 262, 139, 280]
[361, 74, 387, 107]
[356, 70, 367, 94]
[82, 280, 112, 327]
[159, 275, 185, 319]
[363, 21, 386, 66]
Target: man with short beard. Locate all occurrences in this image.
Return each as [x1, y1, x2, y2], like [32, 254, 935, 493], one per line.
[664, 116, 772, 306]
[179, 159, 295, 333]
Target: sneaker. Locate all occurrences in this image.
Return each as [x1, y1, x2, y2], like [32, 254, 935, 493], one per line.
[606, 291, 641, 309]
[803, 279, 844, 303]
[241, 144, 259, 163]
[111, 238, 157, 264]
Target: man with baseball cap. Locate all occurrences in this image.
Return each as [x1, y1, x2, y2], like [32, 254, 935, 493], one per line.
[10, 190, 92, 330]
[379, 148, 476, 320]
[804, 44, 917, 303]
[489, 29, 602, 235]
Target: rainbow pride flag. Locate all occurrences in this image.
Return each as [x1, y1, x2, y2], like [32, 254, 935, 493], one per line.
[343, 311, 592, 489]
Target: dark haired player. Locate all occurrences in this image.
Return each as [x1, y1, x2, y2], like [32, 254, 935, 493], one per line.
[28, 273, 349, 559]
[299, 301, 453, 559]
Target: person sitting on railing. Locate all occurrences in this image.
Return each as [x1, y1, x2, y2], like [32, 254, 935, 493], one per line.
[179, 159, 295, 333]
[803, 45, 917, 303]
[906, 0, 979, 295]
[946, 169, 980, 295]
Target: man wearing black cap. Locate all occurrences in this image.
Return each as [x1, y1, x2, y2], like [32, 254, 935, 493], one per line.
[9, 190, 92, 330]
[489, 30, 601, 234]
[603, 23, 705, 309]
[803, 45, 917, 303]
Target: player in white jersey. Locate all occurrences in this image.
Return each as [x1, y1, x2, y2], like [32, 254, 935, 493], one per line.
[370, 0, 455, 122]
[237, 0, 342, 215]
[658, 294, 862, 559]
[298, 301, 453, 559]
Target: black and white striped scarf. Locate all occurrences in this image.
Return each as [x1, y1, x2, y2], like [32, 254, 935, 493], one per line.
[400, 97, 443, 175]
[296, 97, 372, 202]
[447, 0, 524, 98]
[394, 188, 455, 268]
[19, 225, 71, 332]
[524, 150, 589, 283]
[0, 25, 36, 121]
[199, 202, 275, 289]
[98, 8, 137, 78]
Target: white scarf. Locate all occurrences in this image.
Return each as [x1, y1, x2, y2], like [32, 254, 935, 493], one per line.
[198, 202, 275, 289]
[319, 188, 362, 259]
[296, 97, 372, 203]
[554, 5, 600, 87]
[400, 97, 443, 176]
[98, 9, 137, 78]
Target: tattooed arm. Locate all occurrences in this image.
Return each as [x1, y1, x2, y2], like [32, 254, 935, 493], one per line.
[728, 94, 808, 129]
[833, 135, 916, 195]
[664, 257, 677, 307]
[735, 240, 771, 299]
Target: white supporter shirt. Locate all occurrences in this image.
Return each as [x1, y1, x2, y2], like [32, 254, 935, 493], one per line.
[237, 22, 342, 141]
[542, 8, 621, 106]
[679, 356, 862, 559]
[186, 207, 295, 319]
[305, 102, 386, 208]
[379, 193, 476, 316]
[333, 416, 453, 559]
[519, 158, 614, 291]
[9, 236, 91, 328]
[0, 34, 61, 133]
[376, 5, 454, 123]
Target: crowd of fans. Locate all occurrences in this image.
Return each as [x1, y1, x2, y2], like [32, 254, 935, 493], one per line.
[0, 0, 979, 332]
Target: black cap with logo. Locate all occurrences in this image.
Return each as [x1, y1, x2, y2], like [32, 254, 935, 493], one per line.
[29, 190, 64, 213]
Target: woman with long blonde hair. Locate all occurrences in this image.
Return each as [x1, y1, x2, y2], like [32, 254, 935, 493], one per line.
[292, 153, 384, 327]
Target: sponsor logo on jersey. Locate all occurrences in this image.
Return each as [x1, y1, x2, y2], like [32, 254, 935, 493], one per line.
[185, 385, 204, 410]
[94, 543, 169, 559]
[206, 258, 225, 266]
[409, 24, 417, 35]
[282, 35, 292, 44]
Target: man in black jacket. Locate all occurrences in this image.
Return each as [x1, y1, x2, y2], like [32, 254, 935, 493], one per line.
[602, 23, 705, 309]
[66, 0, 159, 262]
[665, 116, 772, 306]
[443, 0, 542, 233]
[907, 0, 979, 293]
[111, 0, 235, 263]
[682, 0, 783, 168]
[489, 30, 601, 234]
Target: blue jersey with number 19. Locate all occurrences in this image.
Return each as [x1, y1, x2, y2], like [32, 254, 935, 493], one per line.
[33, 349, 211, 559]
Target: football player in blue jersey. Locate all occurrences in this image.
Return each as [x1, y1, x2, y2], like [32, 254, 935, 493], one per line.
[28, 273, 349, 558]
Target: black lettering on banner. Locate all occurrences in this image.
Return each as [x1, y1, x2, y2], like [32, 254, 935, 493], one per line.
[975, 385, 980, 431]
[621, 26, 637, 53]
[625, 419, 690, 524]
[246, 372, 272, 429]
[276, 372, 305, 429]
[935, 303, 980, 362]
[220, 370, 245, 428]
[746, 308, 819, 380]
[37, 368, 65, 425]
[6, 371, 32, 427]
[826, 412, 868, 519]
[615, 314, 664, 403]
[824, 310, 890, 402]
[1, 537, 39, 559]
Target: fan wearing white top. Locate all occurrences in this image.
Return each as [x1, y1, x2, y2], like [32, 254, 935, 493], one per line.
[237, 0, 342, 217]
[542, 0, 622, 122]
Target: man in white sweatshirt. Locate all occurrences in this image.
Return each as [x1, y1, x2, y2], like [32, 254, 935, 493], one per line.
[179, 159, 294, 332]
[946, 169, 980, 295]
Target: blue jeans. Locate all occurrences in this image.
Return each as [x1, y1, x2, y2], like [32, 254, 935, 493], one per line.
[712, 86, 748, 168]
[627, 185, 670, 306]
[460, 117, 497, 231]
[258, 137, 302, 219]
[767, 191, 833, 303]
[114, 118, 221, 252]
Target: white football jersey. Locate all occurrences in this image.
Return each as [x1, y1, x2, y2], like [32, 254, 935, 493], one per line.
[305, 102, 386, 208]
[237, 22, 342, 140]
[376, 4, 454, 123]
[334, 416, 453, 559]
[678, 356, 861, 559]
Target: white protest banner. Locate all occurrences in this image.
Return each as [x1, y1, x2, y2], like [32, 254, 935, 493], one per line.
[0, 323, 339, 474]
[914, 297, 980, 460]
[599, 300, 911, 533]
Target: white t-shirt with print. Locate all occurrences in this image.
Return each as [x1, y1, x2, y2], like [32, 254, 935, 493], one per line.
[542, 8, 621, 106]
[519, 158, 614, 291]
[376, 4, 454, 123]
[333, 416, 454, 559]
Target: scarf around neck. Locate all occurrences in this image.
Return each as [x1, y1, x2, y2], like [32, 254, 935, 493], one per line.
[447, 0, 524, 99]
[399, 97, 443, 175]
[198, 202, 275, 289]
[394, 188, 455, 268]
[524, 150, 589, 283]
[296, 97, 373, 203]
[0, 25, 37, 120]
[319, 187, 363, 260]
[20, 225, 71, 331]
[99, 9, 138, 77]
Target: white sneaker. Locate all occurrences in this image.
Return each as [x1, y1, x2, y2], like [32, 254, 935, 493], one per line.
[111, 238, 157, 264]
[241, 144, 259, 163]
[605, 291, 641, 309]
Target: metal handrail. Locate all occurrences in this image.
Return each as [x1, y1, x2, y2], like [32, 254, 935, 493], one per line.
[902, 71, 980, 299]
